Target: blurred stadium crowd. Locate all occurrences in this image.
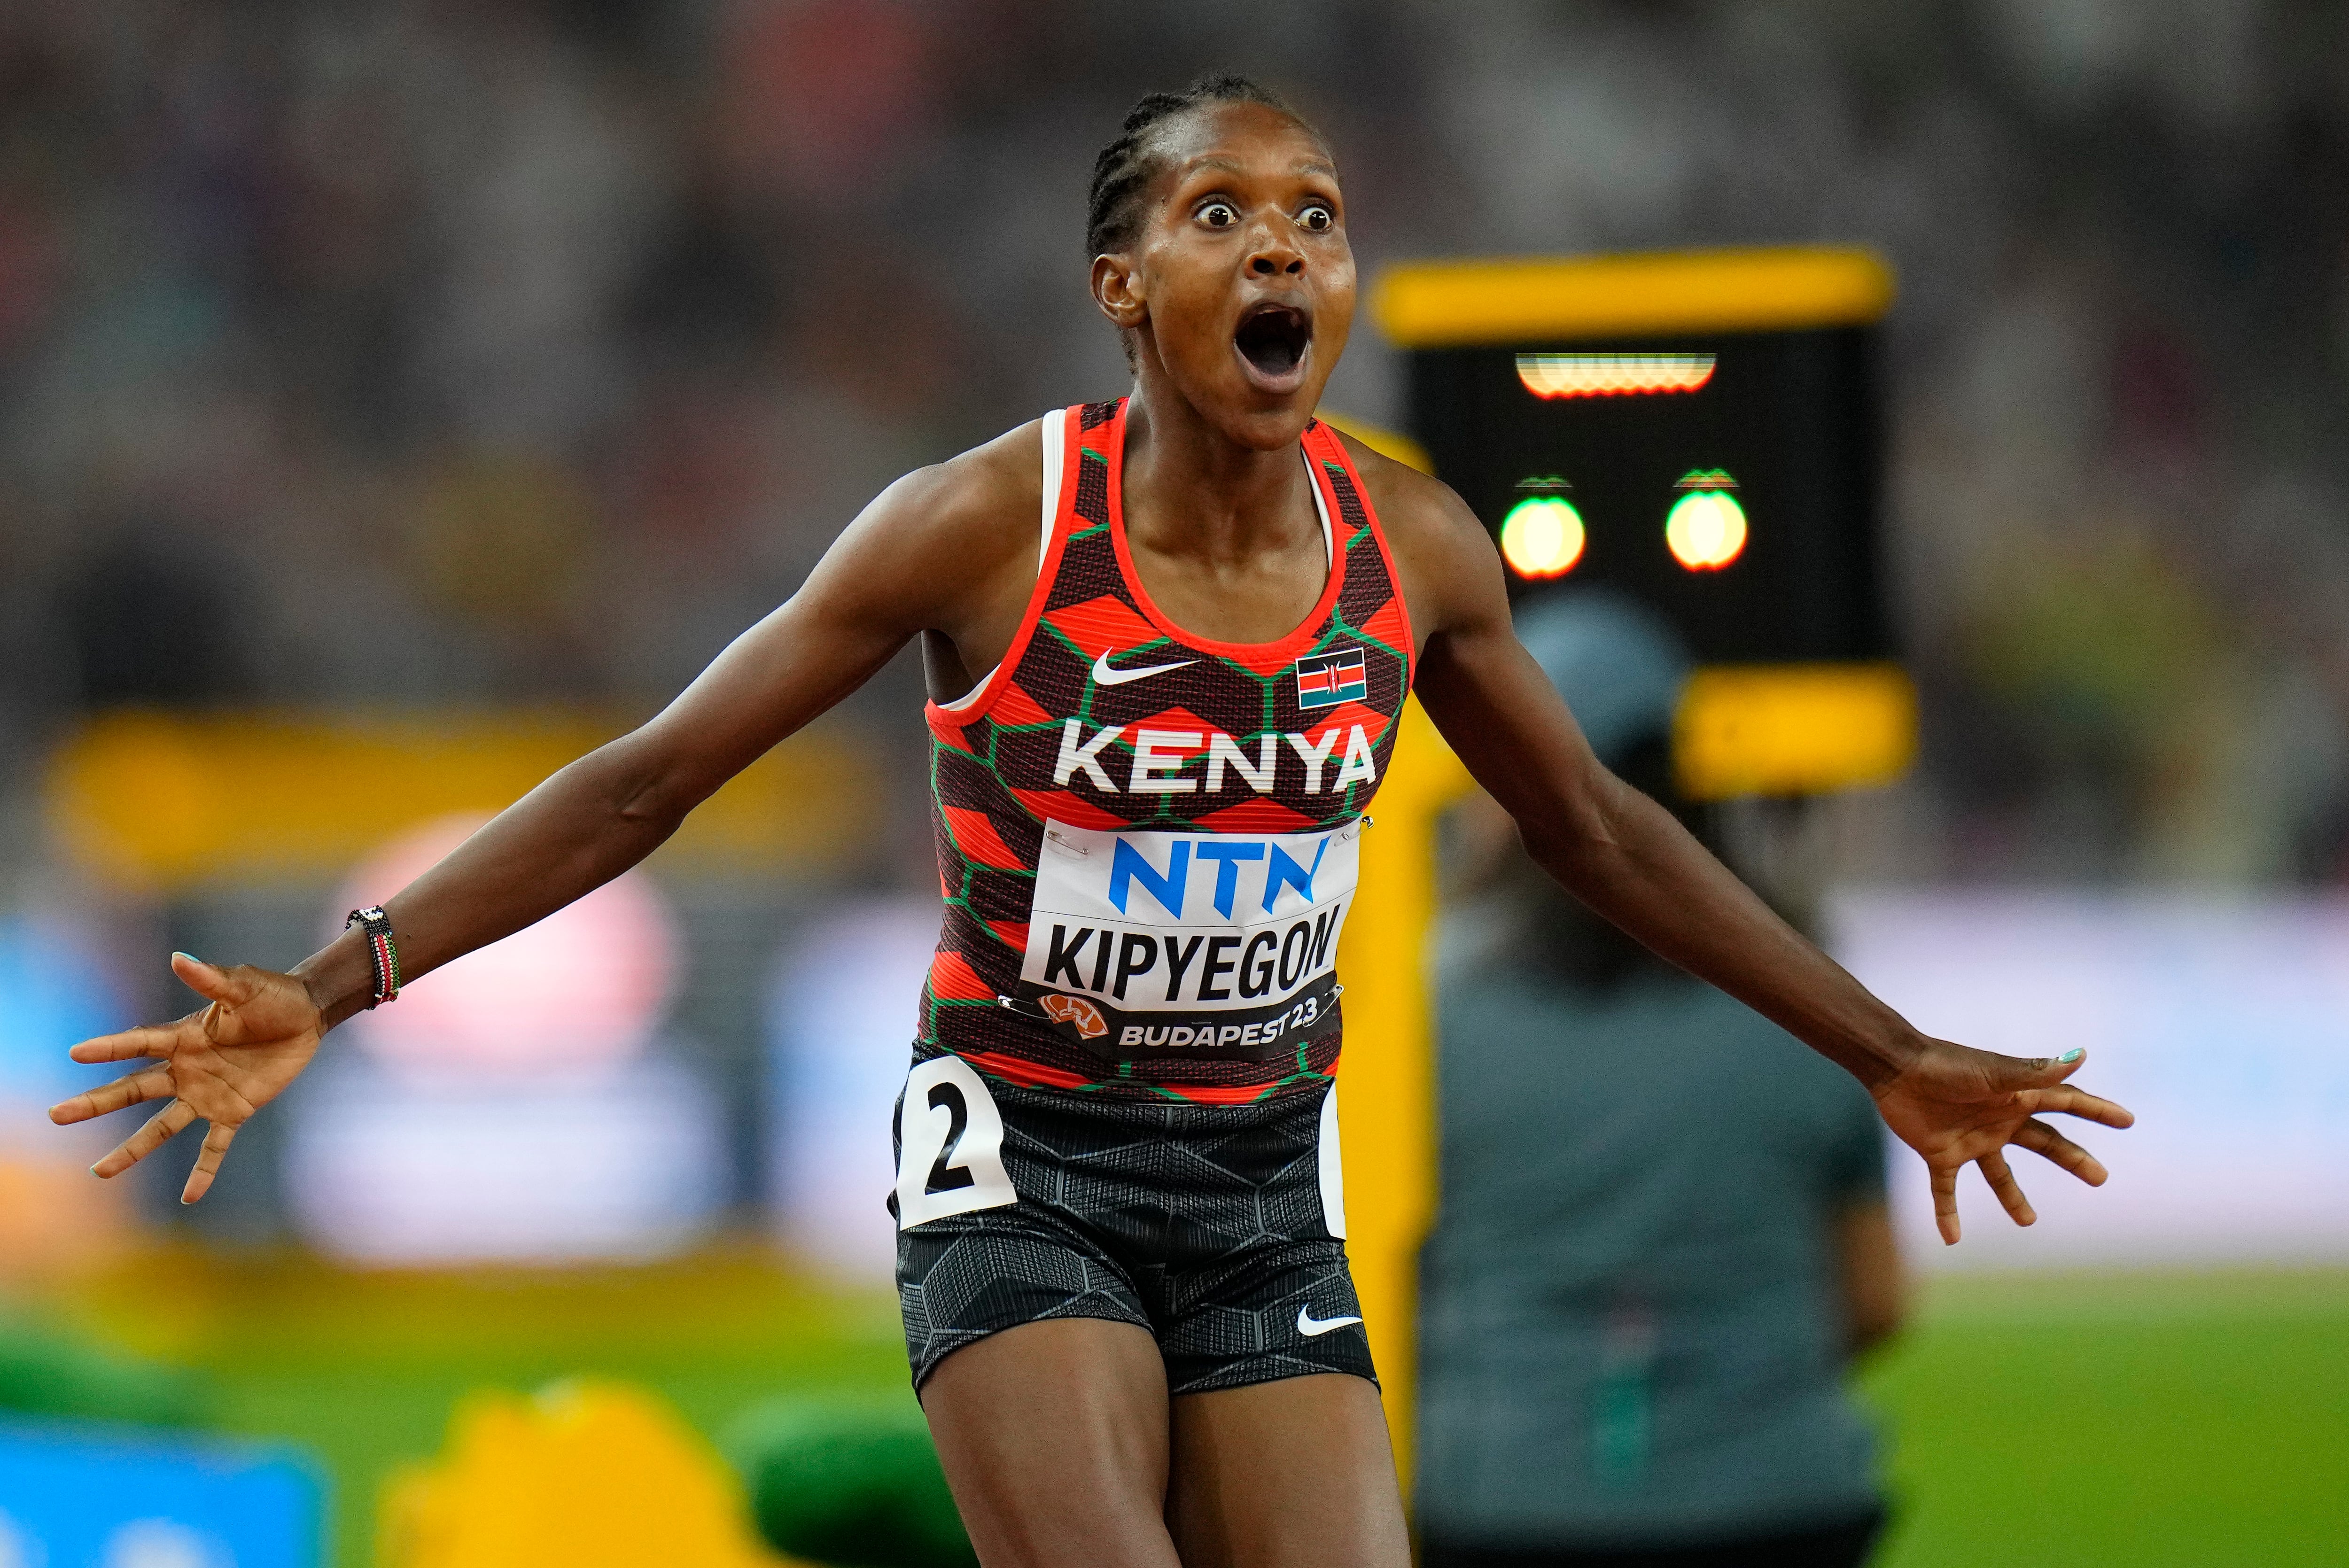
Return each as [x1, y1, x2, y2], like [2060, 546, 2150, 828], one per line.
[4, 0, 2349, 888]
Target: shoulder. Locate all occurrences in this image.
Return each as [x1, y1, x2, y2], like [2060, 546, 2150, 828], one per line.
[1327, 428, 1481, 541]
[1327, 427, 1504, 635]
[805, 416, 1051, 625]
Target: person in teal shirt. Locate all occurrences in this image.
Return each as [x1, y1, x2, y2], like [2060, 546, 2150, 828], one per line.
[1417, 593, 1906, 1568]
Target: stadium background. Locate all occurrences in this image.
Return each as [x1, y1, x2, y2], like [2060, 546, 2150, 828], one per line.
[0, 1, 2344, 1564]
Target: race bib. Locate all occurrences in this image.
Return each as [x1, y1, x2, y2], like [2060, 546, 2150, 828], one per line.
[1017, 818, 1361, 1060]
[893, 1056, 1016, 1228]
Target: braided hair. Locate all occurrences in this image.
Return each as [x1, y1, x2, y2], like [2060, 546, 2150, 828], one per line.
[1085, 74, 1313, 259]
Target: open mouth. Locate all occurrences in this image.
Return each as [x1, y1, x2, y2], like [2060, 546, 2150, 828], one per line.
[1234, 303, 1312, 383]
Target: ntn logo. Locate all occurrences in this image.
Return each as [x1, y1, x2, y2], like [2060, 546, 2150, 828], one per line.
[1109, 836, 1326, 920]
[1028, 819, 1362, 955]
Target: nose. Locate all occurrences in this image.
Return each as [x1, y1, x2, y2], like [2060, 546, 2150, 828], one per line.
[1246, 229, 1305, 278]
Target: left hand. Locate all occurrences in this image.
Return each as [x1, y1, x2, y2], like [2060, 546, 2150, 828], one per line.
[1871, 1041, 2134, 1244]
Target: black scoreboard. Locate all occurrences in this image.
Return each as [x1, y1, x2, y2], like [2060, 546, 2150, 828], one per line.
[1366, 249, 1913, 797]
[1408, 327, 1884, 663]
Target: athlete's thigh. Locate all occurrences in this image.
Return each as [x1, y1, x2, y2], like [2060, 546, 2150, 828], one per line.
[1165, 1372, 1410, 1568]
[921, 1317, 1184, 1568]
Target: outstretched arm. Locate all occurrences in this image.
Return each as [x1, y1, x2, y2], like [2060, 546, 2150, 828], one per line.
[1356, 442, 2132, 1243]
[53, 429, 1049, 1201]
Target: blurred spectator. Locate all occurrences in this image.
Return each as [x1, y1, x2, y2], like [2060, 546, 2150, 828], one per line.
[1417, 594, 1903, 1568]
[5, 0, 2349, 878]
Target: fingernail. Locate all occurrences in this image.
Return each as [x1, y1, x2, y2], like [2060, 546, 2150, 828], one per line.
[2058, 1048, 2084, 1063]
[173, 951, 200, 965]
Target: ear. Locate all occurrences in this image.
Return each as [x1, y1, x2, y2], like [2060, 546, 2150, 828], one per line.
[1091, 252, 1148, 333]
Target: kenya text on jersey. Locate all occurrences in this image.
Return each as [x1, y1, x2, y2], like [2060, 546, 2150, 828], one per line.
[1051, 721, 1380, 795]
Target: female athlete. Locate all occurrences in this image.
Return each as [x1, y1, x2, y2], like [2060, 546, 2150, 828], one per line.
[54, 76, 2131, 1568]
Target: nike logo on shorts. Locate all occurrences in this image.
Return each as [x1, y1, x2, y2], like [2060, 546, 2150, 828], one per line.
[1093, 650, 1195, 686]
[1296, 1304, 1363, 1337]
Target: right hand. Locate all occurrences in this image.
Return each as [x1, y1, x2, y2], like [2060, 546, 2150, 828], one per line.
[49, 952, 325, 1204]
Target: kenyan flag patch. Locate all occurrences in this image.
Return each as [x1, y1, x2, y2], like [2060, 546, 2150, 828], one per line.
[1294, 647, 1368, 710]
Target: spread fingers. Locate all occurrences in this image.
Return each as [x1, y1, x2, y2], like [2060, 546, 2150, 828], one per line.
[1978, 1149, 2036, 1226]
[2017, 1085, 2135, 1128]
[2015, 1117, 2108, 1186]
[50, 1067, 175, 1126]
[180, 1122, 239, 1206]
[1931, 1162, 1960, 1246]
[94, 1101, 195, 1179]
[67, 1024, 185, 1066]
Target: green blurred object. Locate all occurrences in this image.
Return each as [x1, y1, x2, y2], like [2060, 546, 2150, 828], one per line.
[0, 1314, 203, 1428]
[722, 1394, 976, 1568]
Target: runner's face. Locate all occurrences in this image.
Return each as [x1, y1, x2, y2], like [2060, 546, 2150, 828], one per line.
[1096, 103, 1354, 446]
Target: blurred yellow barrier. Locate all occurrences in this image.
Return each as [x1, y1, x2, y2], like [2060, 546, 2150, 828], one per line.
[1333, 698, 1471, 1488]
[1373, 246, 1896, 346]
[379, 1380, 797, 1568]
[1675, 661, 1917, 799]
[44, 710, 877, 892]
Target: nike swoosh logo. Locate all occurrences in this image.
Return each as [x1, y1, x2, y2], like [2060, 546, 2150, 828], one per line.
[1092, 650, 1194, 686]
[1297, 1305, 1363, 1337]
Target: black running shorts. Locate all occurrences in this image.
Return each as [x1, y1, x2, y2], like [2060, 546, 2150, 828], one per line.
[890, 1056, 1376, 1397]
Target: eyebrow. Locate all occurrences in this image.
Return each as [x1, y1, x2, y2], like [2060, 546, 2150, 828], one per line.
[1184, 155, 1340, 179]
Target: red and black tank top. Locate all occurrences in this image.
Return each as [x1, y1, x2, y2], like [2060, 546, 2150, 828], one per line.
[919, 397, 1415, 1103]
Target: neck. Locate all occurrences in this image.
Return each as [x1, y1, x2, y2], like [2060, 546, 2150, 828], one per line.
[1120, 364, 1316, 561]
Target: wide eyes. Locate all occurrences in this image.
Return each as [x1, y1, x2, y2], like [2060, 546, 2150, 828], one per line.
[1192, 198, 1339, 233]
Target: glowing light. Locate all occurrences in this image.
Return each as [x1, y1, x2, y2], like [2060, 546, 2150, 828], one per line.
[1500, 496, 1586, 579]
[1516, 353, 1716, 399]
[1665, 472, 1746, 571]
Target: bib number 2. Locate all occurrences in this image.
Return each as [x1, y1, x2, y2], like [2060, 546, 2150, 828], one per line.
[894, 1057, 1016, 1229]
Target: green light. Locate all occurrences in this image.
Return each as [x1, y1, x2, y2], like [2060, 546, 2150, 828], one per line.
[1665, 488, 1746, 570]
[1501, 496, 1585, 579]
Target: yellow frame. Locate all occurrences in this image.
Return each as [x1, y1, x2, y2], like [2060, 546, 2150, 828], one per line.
[1373, 247, 1894, 347]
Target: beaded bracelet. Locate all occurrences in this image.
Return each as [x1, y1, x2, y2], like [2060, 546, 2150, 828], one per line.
[344, 906, 402, 1009]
